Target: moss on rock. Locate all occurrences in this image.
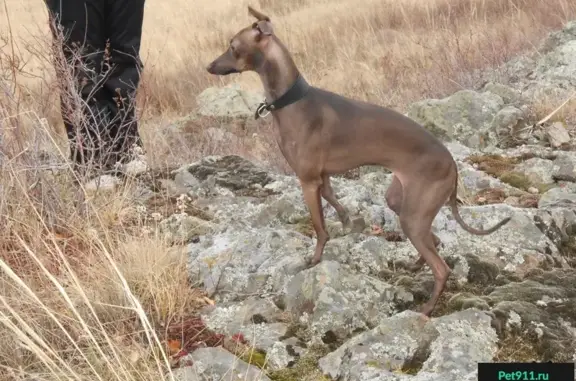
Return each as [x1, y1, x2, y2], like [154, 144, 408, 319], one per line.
[267, 345, 331, 381]
[466, 154, 555, 192]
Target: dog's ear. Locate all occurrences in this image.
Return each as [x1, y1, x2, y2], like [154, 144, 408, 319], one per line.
[252, 20, 273, 36]
[248, 6, 270, 22]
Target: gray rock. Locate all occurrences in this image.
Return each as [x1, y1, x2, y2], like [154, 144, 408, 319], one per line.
[488, 21, 576, 103]
[321, 309, 497, 381]
[427, 204, 560, 277]
[406, 89, 504, 149]
[457, 161, 518, 196]
[490, 106, 526, 146]
[322, 234, 409, 276]
[181, 155, 273, 192]
[84, 175, 122, 194]
[552, 152, 576, 180]
[482, 82, 525, 105]
[489, 269, 576, 362]
[266, 341, 295, 370]
[187, 227, 312, 302]
[546, 122, 571, 148]
[514, 157, 556, 185]
[201, 296, 284, 335]
[318, 310, 437, 380]
[444, 141, 476, 161]
[196, 85, 263, 118]
[419, 309, 498, 379]
[171, 347, 271, 381]
[158, 213, 213, 244]
[236, 323, 290, 351]
[284, 261, 413, 341]
[173, 145, 576, 377]
[538, 187, 576, 209]
[173, 167, 201, 190]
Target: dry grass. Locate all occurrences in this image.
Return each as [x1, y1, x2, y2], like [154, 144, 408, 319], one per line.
[3, 0, 576, 165]
[1, 0, 576, 379]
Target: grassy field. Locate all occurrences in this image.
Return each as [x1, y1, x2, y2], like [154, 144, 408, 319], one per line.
[0, 0, 575, 379]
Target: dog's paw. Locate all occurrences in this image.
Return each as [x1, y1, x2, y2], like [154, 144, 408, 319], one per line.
[305, 257, 322, 269]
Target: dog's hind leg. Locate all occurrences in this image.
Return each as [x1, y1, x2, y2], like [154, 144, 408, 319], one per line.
[397, 178, 453, 317]
[385, 175, 442, 272]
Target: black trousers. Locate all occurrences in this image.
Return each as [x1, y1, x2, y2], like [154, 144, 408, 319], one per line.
[45, 0, 145, 169]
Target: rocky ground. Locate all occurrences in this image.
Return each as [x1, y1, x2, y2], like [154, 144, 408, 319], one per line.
[90, 22, 576, 381]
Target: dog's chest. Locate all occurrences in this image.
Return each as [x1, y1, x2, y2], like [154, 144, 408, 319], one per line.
[273, 121, 301, 166]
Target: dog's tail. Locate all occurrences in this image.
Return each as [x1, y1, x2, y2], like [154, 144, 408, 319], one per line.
[448, 173, 511, 235]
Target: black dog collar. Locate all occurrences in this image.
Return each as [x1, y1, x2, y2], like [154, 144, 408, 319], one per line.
[255, 75, 310, 119]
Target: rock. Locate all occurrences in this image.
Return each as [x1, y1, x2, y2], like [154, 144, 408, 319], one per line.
[199, 297, 296, 371]
[456, 161, 519, 196]
[236, 323, 290, 351]
[419, 309, 498, 378]
[84, 175, 122, 193]
[181, 155, 273, 193]
[157, 178, 190, 197]
[425, 204, 561, 277]
[169, 145, 576, 377]
[488, 269, 576, 362]
[490, 106, 526, 146]
[120, 157, 148, 176]
[158, 213, 213, 244]
[318, 310, 437, 380]
[284, 260, 413, 341]
[552, 152, 576, 181]
[201, 296, 284, 336]
[187, 227, 312, 302]
[266, 341, 295, 370]
[482, 82, 525, 105]
[322, 234, 409, 276]
[488, 21, 576, 103]
[444, 141, 475, 161]
[406, 89, 504, 149]
[173, 168, 201, 190]
[320, 309, 498, 381]
[171, 347, 271, 381]
[538, 187, 576, 209]
[514, 157, 555, 185]
[196, 84, 263, 118]
[546, 122, 571, 148]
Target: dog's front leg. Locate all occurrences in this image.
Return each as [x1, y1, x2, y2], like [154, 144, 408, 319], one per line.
[300, 177, 330, 268]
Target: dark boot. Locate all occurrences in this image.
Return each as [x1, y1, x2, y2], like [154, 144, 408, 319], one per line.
[100, 0, 146, 168]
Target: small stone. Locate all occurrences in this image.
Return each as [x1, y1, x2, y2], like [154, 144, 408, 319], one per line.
[350, 216, 367, 233]
[84, 175, 122, 193]
[121, 157, 148, 176]
[546, 121, 571, 148]
[528, 186, 539, 194]
[504, 196, 520, 206]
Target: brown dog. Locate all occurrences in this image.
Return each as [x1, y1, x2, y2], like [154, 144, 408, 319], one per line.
[206, 6, 511, 316]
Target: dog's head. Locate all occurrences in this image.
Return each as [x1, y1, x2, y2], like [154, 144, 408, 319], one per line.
[206, 6, 274, 76]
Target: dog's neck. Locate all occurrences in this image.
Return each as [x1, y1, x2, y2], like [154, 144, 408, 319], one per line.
[257, 37, 301, 102]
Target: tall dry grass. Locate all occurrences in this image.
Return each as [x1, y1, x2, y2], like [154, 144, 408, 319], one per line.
[0, 0, 576, 379]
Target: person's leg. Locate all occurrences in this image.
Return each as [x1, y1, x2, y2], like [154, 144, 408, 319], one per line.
[101, 0, 146, 168]
[45, 0, 108, 173]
